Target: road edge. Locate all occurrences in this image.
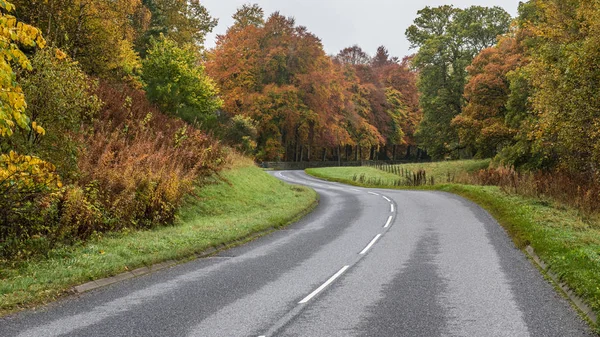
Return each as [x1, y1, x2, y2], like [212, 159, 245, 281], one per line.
[304, 170, 599, 334]
[72, 197, 319, 294]
[524, 245, 598, 326]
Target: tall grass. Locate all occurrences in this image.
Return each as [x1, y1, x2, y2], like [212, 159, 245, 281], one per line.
[0, 82, 225, 259]
[368, 159, 600, 219]
[469, 167, 600, 220]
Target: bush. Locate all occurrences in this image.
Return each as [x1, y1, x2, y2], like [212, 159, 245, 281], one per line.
[0, 152, 62, 258]
[470, 167, 600, 218]
[15, 48, 102, 180]
[77, 82, 225, 230]
[224, 115, 258, 154]
[0, 82, 225, 259]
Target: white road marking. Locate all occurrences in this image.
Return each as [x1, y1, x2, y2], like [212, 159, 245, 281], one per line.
[350, 189, 360, 192]
[298, 266, 350, 304]
[384, 216, 393, 228]
[382, 196, 391, 202]
[368, 192, 379, 196]
[359, 234, 382, 255]
[391, 204, 395, 213]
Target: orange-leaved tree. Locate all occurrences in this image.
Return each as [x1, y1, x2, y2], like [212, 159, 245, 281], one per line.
[452, 34, 527, 158]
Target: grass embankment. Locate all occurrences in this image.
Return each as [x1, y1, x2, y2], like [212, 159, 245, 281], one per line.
[307, 163, 600, 330]
[0, 156, 317, 316]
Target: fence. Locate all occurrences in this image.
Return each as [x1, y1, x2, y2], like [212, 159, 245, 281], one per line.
[259, 160, 429, 170]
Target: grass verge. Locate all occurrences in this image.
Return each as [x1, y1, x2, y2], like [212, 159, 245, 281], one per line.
[306, 165, 600, 331]
[0, 156, 317, 316]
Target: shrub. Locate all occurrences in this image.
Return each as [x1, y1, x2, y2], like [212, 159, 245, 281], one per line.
[470, 167, 600, 219]
[224, 115, 258, 154]
[15, 48, 102, 180]
[78, 82, 225, 230]
[0, 82, 226, 259]
[0, 151, 62, 258]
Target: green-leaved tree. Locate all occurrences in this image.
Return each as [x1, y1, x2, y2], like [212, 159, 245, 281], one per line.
[142, 36, 222, 128]
[406, 5, 511, 159]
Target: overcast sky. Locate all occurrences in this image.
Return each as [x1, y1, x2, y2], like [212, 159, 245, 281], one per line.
[202, 0, 522, 59]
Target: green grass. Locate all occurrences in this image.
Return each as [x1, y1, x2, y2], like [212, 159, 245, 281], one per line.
[306, 166, 401, 187]
[307, 162, 600, 331]
[0, 158, 317, 316]
[307, 159, 491, 187]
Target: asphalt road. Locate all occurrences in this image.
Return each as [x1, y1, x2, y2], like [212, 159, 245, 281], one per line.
[0, 171, 595, 336]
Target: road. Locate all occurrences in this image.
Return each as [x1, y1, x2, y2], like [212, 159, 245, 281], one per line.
[0, 171, 595, 336]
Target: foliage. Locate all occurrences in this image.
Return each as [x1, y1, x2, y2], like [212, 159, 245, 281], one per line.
[232, 3, 264, 29]
[0, 1, 65, 256]
[0, 1, 46, 137]
[449, 0, 600, 184]
[13, 0, 148, 77]
[224, 114, 258, 154]
[406, 5, 511, 159]
[335, 45, 371, 65]
[13, 48, 102, 179]
[208, 5, 421, 161]
[140, 0, 217, 51]
[452, 35, 526, 158]
[0, 80, 225, 258]
[209, 9, 351, 161]
[78, 82, 224, 231]
[142, 35, 222, 127]
[518, 0, 600, 179]
[0, 152, 62, 245]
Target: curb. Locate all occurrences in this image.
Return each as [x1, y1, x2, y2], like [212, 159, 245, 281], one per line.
[72, 199, 319, 295]
[525, 245, 597, 325]
[73, 248, 217, 294]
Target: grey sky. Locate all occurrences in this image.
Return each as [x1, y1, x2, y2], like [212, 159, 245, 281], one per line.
[202, 0, 522, 59]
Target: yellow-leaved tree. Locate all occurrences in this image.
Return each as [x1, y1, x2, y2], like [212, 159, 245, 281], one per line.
[0, 0, 61, 235]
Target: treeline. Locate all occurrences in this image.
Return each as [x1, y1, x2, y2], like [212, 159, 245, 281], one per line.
[7, 0, 595, 257]
[1, 0, 422, 259]
[207, 4, 422, 162]
[0, 0, 225, 258]
[411, 1, 600, 183]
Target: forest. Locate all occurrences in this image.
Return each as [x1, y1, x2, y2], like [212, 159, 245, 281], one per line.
[1, 0, 599, 258]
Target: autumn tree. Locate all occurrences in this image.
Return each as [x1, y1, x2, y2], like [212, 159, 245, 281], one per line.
[372, 46, 398, 68]
[13, 0, 148, 78]
[338, 46, 421, 159]
[407, 5, 511, 159]
[514, 0, 600, 178]
[452, 35, 526, 158]
[0, 1, 62, 238]
[15, 49, 102, 179]
[232, 3, 265, 29]
[209, 8, 355, 161]
[335, 45, 371, 66]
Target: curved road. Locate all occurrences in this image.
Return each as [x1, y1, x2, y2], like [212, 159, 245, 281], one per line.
[0, 171, 594, 336]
